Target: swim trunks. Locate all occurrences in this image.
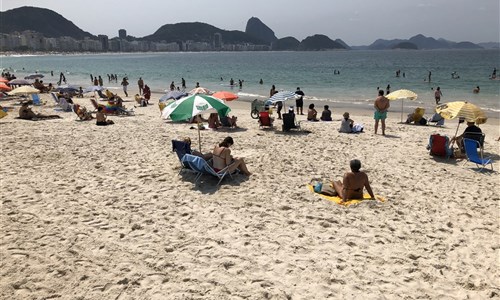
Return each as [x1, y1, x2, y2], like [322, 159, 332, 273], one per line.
[374, 111, 387, 120]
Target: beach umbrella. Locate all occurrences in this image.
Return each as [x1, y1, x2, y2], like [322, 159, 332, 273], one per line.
[435, 101, 487, 124]
[55, 85, 79, 94]
[8, 86, 40, 95]
[83, 85, 104, 93]
[162, 94, 231, 151]
[0, 83, 12, 91]
[160, 90, 187, 102]
[386, 89, 418, 123]
[24, 73, 44, 80]
[265, 90, 298, 105]
[188, 87, 211, 95]
[212, 91, 238, 101]
[436, 101, 487, 143]
[8, 79, 31, 86]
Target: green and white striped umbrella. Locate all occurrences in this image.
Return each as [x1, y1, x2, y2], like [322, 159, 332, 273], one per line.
[162, 94, 231, 121]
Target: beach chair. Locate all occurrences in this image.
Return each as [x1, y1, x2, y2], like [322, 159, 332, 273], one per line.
[427, 134, 453, 158]
[58, 97, 73, 112]
[428, 113, 445, 126]
[258, 111, 273, 128]
[50, 92, 60, 105]
[31, 94, 43, 106]
[172, 140, 193, 174]
[181, 154, 236, 186]
[463, 138, 493, 171]
[282, 113, 301, 131]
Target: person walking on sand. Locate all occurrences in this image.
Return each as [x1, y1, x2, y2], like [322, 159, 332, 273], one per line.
[138, 77, 144, 95]
[374, 89, 390, 135]
[121, 77, 129, 97]
[434, 86, 442, 105]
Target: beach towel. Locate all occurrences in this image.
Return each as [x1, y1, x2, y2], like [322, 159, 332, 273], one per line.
[307, 184, 385, 206]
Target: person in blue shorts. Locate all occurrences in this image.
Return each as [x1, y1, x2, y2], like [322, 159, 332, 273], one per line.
[374, 89, 390, 135]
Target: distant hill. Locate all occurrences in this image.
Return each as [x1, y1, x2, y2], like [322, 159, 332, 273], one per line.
[366, 34, 483, 50]
[143, 22, 265, 45]
[0, 6, 94, 39]
[298, 34, 346, 51]
[245, 17, 277, 45]
[272, 37, 300, 50]
[392, 42, 418, 50]
[477, 42, 500, 49]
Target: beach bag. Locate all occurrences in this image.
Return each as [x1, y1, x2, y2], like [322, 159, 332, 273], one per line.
[352, 123, 364, 133]
[427, 134, 453, 158]
[311, 180, 337, 196]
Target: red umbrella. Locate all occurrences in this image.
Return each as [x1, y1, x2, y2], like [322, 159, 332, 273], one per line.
[212, 91, 238, 101]
[0, 82, 12, 91]
[0, 77, 9, 83]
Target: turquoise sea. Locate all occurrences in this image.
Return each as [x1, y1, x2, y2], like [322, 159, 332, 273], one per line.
[1, 50, 499, 113]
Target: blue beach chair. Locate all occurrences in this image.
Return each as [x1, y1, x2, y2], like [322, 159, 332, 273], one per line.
[463, 138, 493, 171]
[181, 154, 236, 185]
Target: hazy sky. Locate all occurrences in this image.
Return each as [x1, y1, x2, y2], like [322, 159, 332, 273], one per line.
[1, 0, 499, 45]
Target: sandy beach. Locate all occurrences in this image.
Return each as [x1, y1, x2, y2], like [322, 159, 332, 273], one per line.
[1, 89, 499, 299]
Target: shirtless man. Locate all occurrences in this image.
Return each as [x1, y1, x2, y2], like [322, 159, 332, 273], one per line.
[374, 89, 390, 135]
[332, 159, 375, 203]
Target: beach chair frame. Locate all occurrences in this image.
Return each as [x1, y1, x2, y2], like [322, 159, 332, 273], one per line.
[463, 138, 493, 171]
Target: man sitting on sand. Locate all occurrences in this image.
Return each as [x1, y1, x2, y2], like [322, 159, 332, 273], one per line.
[18, 102, 61, 120]
[332, 159, 375, 203]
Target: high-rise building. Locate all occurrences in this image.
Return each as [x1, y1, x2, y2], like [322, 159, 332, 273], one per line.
[214, 33, 222, 49]
[98, 35, 109, 51]
[118, 29, 127, 39]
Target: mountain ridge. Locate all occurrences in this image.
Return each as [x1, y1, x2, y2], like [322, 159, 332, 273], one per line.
[0, 6, 492, 51]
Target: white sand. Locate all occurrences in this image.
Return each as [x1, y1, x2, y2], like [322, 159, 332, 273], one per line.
[1, 91, 499, 299]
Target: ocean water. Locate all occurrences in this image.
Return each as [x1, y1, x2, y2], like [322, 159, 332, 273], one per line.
[1, 50, 499, 112]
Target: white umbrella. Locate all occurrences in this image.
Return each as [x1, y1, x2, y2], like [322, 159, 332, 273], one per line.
[8, 86, 40, 95]
[83, 85, 104, 93]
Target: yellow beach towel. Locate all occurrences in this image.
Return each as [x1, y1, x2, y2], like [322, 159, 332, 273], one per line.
[0, 109, 7, 119]
[307, 184, 386, 207]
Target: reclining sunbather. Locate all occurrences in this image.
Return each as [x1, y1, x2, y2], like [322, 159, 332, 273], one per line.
[18, 102, 61, 120]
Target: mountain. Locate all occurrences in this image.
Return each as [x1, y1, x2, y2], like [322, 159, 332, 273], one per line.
[245, 17, 278, 45]
[335, 39, 351, 50]
[272, 37, 300, 50]
[143, 22, 265, 45]
[366, 34, 483, 50]
[391, 42, 418, 50]
[298, 34, 346, 51]
[0, 6, 94, 39]
[477, 42, 500, 49]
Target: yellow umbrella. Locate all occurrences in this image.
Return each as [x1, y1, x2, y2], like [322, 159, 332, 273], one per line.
[436, 101, 487, 144]
[435, 101, 487, 124]
[386, 89, 418, 122]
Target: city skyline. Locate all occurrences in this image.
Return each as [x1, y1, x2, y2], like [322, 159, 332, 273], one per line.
[1, 0, 499, 45]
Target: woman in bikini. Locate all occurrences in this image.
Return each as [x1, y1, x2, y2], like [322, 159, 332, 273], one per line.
[212, 136, 251, 176]
[332, 159, 375, 203]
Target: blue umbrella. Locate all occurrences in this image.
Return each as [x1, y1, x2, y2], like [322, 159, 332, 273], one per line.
[24, 73, 44, 80]
[160, 90, 187, 102]
[55, 84, 79, 94]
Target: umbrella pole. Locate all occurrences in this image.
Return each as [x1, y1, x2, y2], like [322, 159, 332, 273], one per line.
[450, 121, 461, 148]
[197, 120, 202, 152]
[400, 100, 404, 123]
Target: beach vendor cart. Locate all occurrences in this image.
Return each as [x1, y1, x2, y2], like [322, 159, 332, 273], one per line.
[250, 98, 268, 119]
